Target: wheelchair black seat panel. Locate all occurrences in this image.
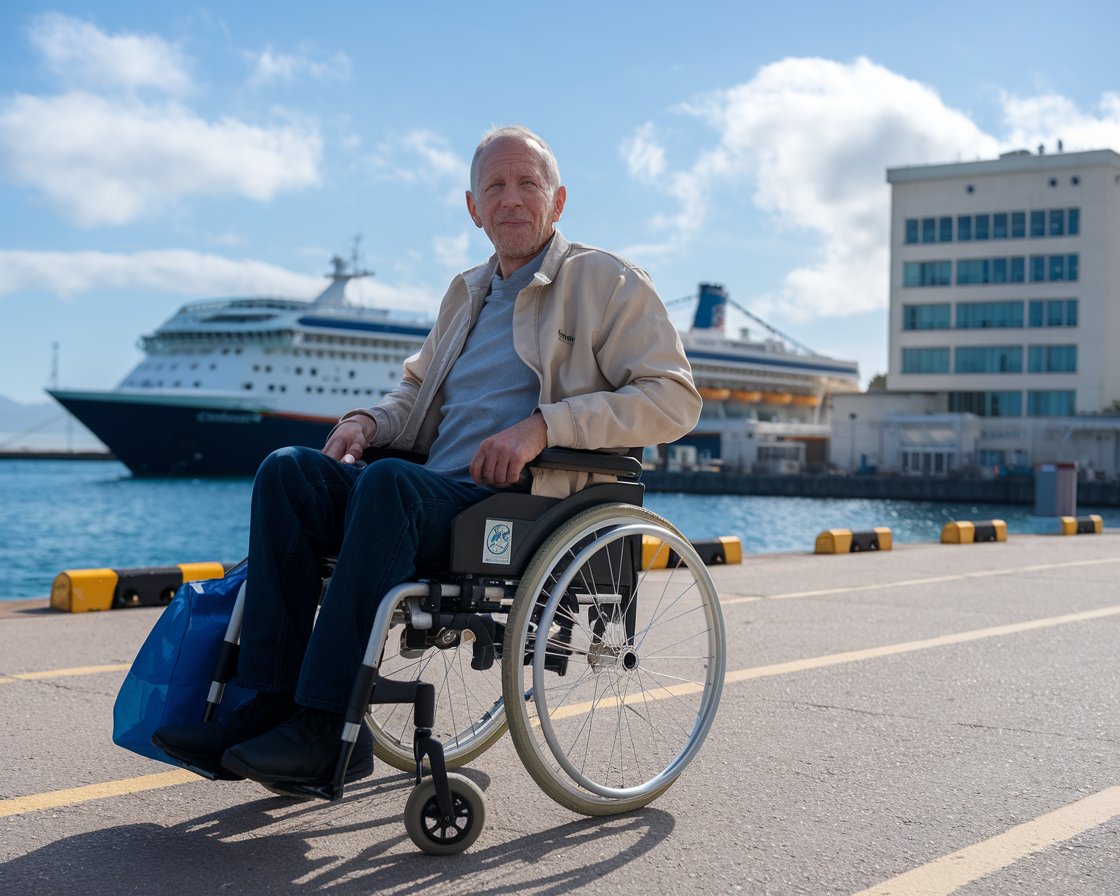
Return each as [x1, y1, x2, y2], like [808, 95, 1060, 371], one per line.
[448, 482, 645, 577]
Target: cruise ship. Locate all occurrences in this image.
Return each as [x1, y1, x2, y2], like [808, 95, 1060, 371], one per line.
[49, 273, 859, 476]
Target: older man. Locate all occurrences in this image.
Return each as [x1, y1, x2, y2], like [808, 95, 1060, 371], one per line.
[153, 125, 701, 787]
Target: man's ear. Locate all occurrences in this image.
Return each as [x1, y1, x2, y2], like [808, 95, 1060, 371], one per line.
[465, 190, 483, 228]
[551, 185, 567, 223]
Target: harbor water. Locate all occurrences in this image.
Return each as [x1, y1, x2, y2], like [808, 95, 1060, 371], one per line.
[2, 458, 1118, 601]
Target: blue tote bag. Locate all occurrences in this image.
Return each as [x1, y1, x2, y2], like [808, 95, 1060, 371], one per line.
[112, 560, 255, 765]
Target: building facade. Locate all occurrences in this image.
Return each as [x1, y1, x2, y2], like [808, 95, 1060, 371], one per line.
[831, 147, 1120, 479]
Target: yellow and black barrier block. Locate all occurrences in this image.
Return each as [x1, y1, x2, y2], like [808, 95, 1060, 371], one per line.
[814, 527, 892, 554]
[641, 535, 742, 569]
[941, 520, 1008, 544]
[50, 561, 229, 613]
[1057, 514, 1103, 535]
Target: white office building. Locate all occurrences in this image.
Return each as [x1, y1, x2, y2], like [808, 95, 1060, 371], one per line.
[830, 147, 1120, 478]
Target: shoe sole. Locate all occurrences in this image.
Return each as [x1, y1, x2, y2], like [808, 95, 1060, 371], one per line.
[150, 735, 245, 781]
[221, 750, 373, 787]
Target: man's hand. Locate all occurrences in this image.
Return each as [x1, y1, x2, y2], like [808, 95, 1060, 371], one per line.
[470, 413, 548, 487]
[323, 417, 376, 464]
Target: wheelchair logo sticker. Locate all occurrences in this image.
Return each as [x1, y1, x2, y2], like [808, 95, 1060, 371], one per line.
[483, 519, 513, 565]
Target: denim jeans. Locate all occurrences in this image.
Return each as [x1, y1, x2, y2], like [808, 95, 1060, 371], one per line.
[237, 446, 492, 712]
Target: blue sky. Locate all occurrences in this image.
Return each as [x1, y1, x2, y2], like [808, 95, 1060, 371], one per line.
[1, 0, 1118, 407]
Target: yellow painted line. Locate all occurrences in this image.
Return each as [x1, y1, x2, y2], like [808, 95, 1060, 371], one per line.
[9, 602, 1120, 817]
[721, 556, 1120, 605]
[852, 784, 1120, 896]
[726, 604, 1120, 684]
[0, 663, 131, 684]
[547, 604, 1120, 719]
[0, 769, 198, 818]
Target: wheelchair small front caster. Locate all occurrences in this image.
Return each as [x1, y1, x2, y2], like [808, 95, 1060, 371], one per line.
[404, 772, 486, 855]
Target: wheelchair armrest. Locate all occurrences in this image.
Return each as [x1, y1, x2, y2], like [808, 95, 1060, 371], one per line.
[528, 448, 643, 481]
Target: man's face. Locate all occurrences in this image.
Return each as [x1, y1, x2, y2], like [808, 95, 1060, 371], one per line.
[466, 136, 566, 274]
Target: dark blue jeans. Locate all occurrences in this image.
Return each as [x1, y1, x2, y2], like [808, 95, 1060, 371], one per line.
[237, 446, 491, 713]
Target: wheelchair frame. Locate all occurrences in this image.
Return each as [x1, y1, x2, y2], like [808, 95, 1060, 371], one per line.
[201, 449, 727, 854]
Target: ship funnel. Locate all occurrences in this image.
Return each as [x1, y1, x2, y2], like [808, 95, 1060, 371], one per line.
[692, 283, 727, 332]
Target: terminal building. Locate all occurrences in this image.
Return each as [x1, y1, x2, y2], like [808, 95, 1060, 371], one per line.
[831, 147, 1120, 479]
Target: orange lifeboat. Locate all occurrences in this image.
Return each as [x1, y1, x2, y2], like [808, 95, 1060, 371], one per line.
[791, 394, 820, 407]
[731, 389, 762, 402]
[697, 387, 731, 401]
[760, 391, 792, 405]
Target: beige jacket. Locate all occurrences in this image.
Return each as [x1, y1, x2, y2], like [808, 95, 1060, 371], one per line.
[342, 230, 701, 497]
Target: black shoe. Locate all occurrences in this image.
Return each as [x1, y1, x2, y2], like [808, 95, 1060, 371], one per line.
[151, 692, 297, 779]
[219, 708, 373, 786]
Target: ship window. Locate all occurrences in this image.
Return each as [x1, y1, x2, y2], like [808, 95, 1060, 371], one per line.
[268, 384, 275, 391]
[349, 370, 356, 378]
[193, 381, 201, 387]
[243, 382, 253, 390]
[310, 368, 318, 376]
[295, 367, 303, 375]
[279, 385, 286, 393]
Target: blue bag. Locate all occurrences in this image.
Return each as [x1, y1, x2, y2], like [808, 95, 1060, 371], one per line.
[112, 560, 255, 765]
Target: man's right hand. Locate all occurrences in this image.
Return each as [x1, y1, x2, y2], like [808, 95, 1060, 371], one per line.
[322, 417, 376, 464]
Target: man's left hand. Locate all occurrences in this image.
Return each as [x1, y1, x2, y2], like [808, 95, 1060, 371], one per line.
[470, 413, 548, 487]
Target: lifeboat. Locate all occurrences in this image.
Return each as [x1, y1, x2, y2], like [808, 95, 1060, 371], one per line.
[791, 394, 820, 407]
[697, 387, 731, 401]
[760, 391, 792, 405]
[731, 389, 762, 402]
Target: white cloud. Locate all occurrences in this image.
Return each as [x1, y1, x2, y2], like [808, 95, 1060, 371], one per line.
[433, 232, 470, 270]
[0, 248, 440, 314]
[0, 92, 322, 226]
[620, 123, 666, 181]
[28, 12, 191, 95]
[246, 45, 352, 86]
[627, 57, 1002, 319]
[371, 130, 469, 205]
[1001, 91, 1120, 154]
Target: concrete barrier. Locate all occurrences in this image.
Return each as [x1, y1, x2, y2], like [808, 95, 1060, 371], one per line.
[941, 520, 1008, 544]
[1057, 514, 1103, 535]
[50, 562, 229, 613]
[642, 535, 742, 569]
[815, 528, 892, 554]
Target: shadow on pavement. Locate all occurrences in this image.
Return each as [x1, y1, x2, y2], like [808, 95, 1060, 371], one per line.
[0, 772, 675, 896]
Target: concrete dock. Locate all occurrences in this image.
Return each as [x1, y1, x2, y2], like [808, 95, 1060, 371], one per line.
[2, 533, 1119, 895]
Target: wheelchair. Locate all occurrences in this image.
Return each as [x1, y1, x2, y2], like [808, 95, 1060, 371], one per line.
[203, 449, 726, 855]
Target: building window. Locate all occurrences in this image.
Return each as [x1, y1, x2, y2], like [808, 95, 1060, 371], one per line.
[993, 213, 1008, 239]
[957, 215, 972, 241]
[939, 216, 953, 242]
[1030, 210, 1046, 237]
[1028, 345, 1077, 373]
[948, 391, 1022, 417]
[955, 301, 1024, 329]
[905, 219, 919, 244]
[974, 214, 990, 240]
[1068, 207, 1080, 234]
[957, 257, 1025, 285]
[921, 217, 937, 243]
[902, 347, 950, 373]
[1011, 211, 1026, 239]
[1027, 390, 1075, 416]
[1049, 209, 1065, 236]
[903, 303, 952, 330]
[903, 260, 952, 287]
[1030, 256, 1046, 282]
[955, 345, 1023, 373]
[1029, 299, 1078, 328]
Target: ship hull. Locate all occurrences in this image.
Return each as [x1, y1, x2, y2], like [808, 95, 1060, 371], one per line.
[48, 390, 334, 477]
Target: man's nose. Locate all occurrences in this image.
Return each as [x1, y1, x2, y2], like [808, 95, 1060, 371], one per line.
[500, 186, 523, 207]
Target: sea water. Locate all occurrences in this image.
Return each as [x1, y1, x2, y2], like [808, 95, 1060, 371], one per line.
[2, 459, 1118, 600]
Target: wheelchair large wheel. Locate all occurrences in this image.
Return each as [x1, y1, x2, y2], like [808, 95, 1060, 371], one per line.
[501, 503, 725, 816]
[367, 617, 507, 771]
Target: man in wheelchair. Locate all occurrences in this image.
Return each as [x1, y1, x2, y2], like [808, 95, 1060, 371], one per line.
[153, 125, 702, 790]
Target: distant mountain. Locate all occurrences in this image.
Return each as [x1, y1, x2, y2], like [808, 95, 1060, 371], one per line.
[0, 394, 107, 452]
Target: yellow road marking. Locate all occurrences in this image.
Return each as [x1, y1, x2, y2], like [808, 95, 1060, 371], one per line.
[544, 604, 1120, 718]
[851, 784, 1120, 896]
[0, 770, 198, 819]
[720, 556, 1120, 605]
[5, 600, 1120, 820]
[0, 663, 131, 684]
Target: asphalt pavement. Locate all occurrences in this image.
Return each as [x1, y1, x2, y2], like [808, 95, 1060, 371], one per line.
[2, 532, 1118, 895]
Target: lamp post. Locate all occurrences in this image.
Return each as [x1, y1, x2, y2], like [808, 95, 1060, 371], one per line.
[849, 412, 857, 472]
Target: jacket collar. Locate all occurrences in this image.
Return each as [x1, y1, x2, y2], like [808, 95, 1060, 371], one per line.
[461, 228, 570, 297]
